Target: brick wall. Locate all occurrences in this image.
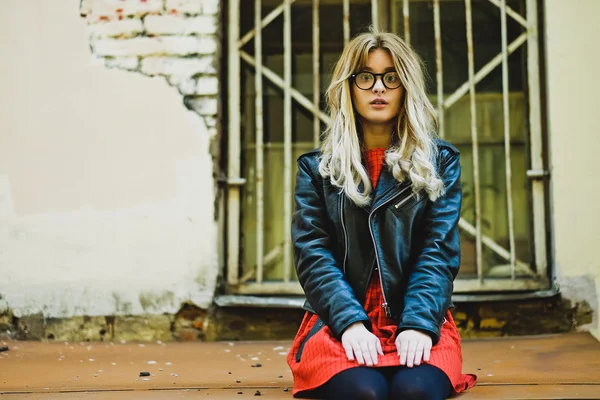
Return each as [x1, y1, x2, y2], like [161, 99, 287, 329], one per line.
[79, 0, 220, 139]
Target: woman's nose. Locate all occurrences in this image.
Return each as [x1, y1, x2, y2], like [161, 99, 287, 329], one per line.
[372, 77, 386, 93]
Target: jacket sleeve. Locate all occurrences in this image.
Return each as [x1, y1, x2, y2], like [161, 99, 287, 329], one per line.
[292, 157, 371, 338]
[397, 151, 462, 344]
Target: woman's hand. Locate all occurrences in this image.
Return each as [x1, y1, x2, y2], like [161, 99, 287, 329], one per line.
[395, 329, 432, 367]
[341, 322, 384, 366]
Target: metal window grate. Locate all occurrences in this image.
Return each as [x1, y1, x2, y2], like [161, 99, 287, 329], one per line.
[226, 0, 549, 296]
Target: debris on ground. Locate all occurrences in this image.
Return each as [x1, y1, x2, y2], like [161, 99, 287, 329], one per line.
[251, 363, 262, 368]
[254, 390, 261, 396]
[0, 346, 9, 353]
[139, 372, 150, 377]
[283, 387, 290, 392]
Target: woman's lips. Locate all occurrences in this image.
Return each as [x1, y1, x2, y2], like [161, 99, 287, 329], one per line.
[370, 103, 387, 109]
[370, 98, 388, 109]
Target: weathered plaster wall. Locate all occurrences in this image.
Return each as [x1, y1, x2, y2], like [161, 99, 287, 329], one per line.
[545, 0, 600, 338]
[0, 0, 219, 319]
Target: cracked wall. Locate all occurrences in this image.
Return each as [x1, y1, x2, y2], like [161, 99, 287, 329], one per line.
[0, 0, 220, 319]
[79, 0, 221, 140]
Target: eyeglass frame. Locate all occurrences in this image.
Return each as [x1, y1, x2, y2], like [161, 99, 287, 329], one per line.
[350, 71, 402, 90]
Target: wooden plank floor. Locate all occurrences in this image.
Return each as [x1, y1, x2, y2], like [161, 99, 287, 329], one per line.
[1, 333, 599, 399]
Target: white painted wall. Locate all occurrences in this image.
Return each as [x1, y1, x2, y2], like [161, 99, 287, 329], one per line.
[545, 0, 600, 338]
[0, 1, 219, 317]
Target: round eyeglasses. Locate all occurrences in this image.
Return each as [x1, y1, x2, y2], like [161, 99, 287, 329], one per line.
[350, 71, 402, 90]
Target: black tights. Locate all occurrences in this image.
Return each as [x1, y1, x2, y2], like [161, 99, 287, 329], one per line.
[305, 364, 452, 400]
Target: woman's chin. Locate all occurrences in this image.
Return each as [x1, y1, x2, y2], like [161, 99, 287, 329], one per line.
[363, 116, 395, 126]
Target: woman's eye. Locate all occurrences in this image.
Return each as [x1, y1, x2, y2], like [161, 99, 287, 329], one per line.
[385, 73, 399, 82]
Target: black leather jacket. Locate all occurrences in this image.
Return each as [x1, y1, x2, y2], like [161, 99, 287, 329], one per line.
[291, 139, 462, 345]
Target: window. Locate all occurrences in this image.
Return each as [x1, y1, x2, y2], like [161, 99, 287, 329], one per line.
[226, 0, 549, 295]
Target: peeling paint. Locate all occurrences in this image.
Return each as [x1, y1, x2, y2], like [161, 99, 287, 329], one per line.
[112, 293, 133, 315]
[558, 275, 598, 331]
[139, 290, 175, 312]
[195, 272, 206, 288]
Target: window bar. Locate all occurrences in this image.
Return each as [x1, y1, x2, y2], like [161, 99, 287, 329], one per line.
[283, 0, 293, 282]
[313, 0, 321, 148]
[403, 0, 410, 44]
[371, 0, 379, 31]
[500, 0, 516, 279]
[390, 0, 397, 34]
[343, 0, 350, 45]
[526, 0, 548, 278]
[227, 0, 241, 285]
[433, 0, 444, 138]
[458, 219, 536, 278]
[240, 50, 332, 125]
[465, 0, 483, 282]
[238, 0, 298, 48]
[444, 33, 526, 110]
[255, 0, 265, 285]
[488, 0, 527, 28]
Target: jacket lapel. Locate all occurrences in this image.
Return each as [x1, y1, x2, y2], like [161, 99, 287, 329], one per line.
[372, 167, 410, 210]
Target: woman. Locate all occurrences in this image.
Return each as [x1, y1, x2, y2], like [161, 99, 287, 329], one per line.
[287, 30, 477, 400]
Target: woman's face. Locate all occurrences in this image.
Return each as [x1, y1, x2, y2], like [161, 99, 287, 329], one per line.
[351, 49, 404, 130]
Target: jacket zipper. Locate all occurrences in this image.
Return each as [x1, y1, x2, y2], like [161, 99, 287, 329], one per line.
[339, 194, 348, 274]
[394, 191, 416, 209]
[368, 185, 413, 318]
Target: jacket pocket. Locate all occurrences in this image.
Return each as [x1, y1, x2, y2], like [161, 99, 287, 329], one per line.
[295, 317, 325, 362]
[390, 191, 426, 217]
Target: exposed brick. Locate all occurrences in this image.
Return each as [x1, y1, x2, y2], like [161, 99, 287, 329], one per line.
[169, 76, 198, 95]
[88, 18, 144, 38]
[204, 115, 217, 128]
[0, 299, 8, 315]
[453, 311, 468, 322]
[195, 76, 218, 95]
[105, 56, 139, 70]
[165, 0, 204, 14]
[144, 15, 217, 35]
[141, 56, 215, 76]
[113, 315, 173, 342]
[45, 316, 107, 342]
[93, 36, 216, 57]
[83, 0, 163, 18]
[178, 328, 199, 341]
[80, 0, 93, 16]
[184, 96, 217, 115]
[200, 0, 219, 15]
[480, 317, 507, 330]
[17, 314, 44, 340]
[196, 35, 218, 54]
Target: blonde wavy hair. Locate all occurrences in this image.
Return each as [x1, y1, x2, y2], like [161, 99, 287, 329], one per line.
[318, 30, 444, 207]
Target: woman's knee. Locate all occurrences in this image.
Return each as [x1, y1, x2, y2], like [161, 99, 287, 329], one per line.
[350, 386, 387, 400]
[390, 365, 451, 400]
[324, 367, 389, 400]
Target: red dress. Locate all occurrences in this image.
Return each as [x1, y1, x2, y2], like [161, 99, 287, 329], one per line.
[287, 148, 477, 397]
